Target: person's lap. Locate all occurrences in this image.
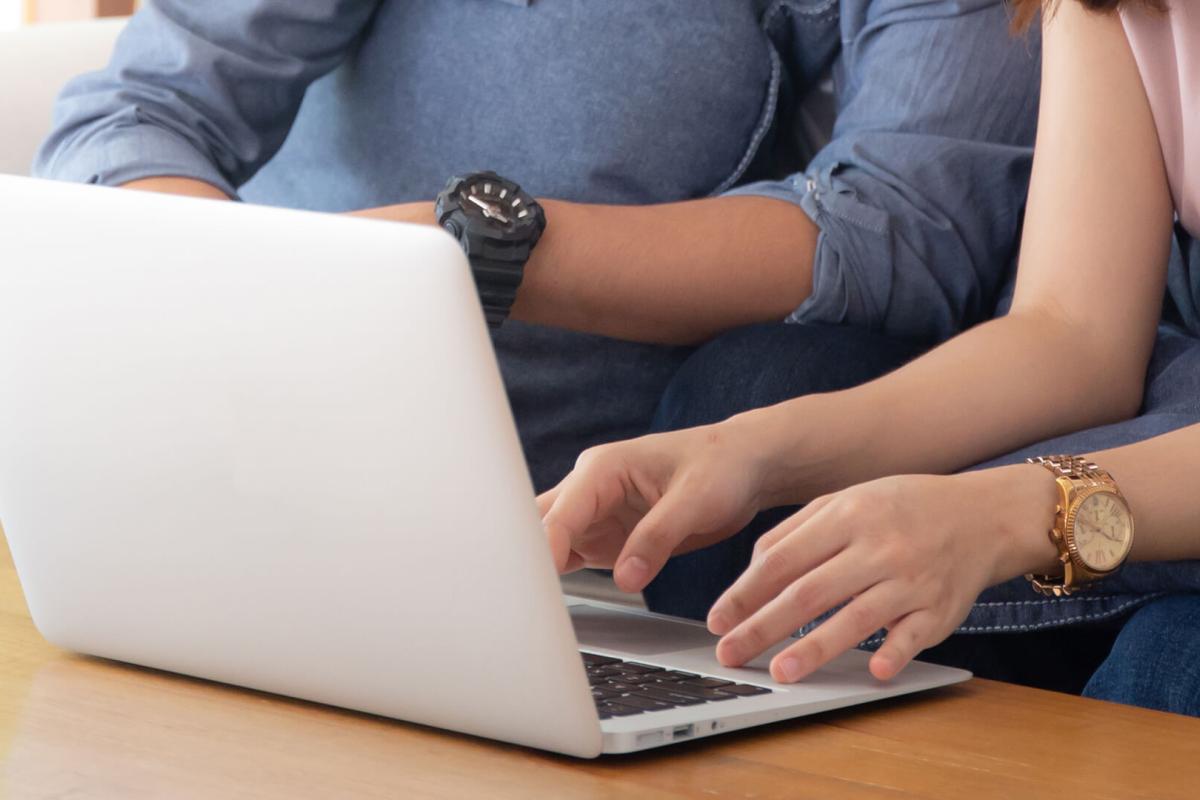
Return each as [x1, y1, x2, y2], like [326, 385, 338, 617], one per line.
[641, 321, 1200, 715]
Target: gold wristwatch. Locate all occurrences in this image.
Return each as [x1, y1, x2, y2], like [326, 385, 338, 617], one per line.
[1025, 455, 1134, 597]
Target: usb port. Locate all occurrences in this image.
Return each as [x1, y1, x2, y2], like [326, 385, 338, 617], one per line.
[672, 724, 694, 740]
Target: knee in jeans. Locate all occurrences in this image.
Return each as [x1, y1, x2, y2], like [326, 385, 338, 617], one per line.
[651, 323, 924, 433]
[1083, 595, 1200, 716]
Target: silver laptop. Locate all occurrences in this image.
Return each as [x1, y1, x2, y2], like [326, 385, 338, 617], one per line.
[0, 175, 969, 757]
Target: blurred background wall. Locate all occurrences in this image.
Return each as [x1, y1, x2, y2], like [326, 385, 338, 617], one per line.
[1, 1, 20, 29]
[6, 1, 136, 27]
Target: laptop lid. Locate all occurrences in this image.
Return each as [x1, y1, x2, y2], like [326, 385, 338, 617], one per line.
[0, 176, 603, 757]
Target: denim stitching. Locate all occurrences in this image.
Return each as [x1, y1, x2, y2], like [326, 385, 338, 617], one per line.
[971, 596, 1130, 607]
[820, 191, 890, 235]
[763, 0, 839, 24]
[711, 46, 782, 195]
[849, 594, 1168, 647]
[714, 0, 838, 195]
[955, 594, 1165, 634]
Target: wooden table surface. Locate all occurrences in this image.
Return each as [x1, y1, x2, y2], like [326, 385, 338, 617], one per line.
[1, 530, 1196, 799]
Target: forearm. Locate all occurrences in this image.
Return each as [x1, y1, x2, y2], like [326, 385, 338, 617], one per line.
[741, 310, 1141, 505]
[736, 4, 1172, 508]
[355, 195, 816, 345]
[128, 185, 815, 344]
[122, 178, 232, 201]
[1085, 426, 1200, 562]
[512, 197, 815, 344]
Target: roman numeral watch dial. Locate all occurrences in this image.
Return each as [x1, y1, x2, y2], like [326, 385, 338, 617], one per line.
[1072, 492, 1134, 572]
[1024, 456, 1134, 596]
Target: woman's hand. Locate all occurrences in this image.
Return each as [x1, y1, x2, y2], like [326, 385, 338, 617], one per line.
[707, 465, 1061, 683]
[537, 417, 780, 592]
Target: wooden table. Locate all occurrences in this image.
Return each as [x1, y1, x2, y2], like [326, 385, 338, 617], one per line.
[1, 531, 1196, 799]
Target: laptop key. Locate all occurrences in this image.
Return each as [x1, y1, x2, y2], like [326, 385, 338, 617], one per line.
[664, 683, 739, 701]
[613, 694, 677, 712]
[680, 677, 734, 689]
[717, 684, 773, 697]
[620, 662, 666, 674]
[602, 681, 642, 693]
[598, 701, 645, 717]
[587, 665, 626, 678]
[637, 686, 709, 706]
[583, 653, 769, 708]
[617, 673, 663, 685]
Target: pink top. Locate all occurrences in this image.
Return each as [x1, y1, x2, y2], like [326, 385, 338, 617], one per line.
[1122, 2, 1200, 234]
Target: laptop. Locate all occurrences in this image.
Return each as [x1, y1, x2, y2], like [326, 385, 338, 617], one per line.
[0, 175, 970, 757]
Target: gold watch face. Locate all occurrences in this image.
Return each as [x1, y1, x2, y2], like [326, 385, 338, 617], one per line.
[1072, 491, 1133, 572]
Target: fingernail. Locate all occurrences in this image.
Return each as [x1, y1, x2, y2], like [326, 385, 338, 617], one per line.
[871, 654, 896, 681]
[707, 610, 730, 635]
[775, 656, 803, 683]
[715, 636, 741, 667]
[616, 556, 649, 590]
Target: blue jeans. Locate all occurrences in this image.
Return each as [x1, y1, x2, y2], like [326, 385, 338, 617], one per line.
[495, 321, 693, 493]
[643, 322, 1200, 716]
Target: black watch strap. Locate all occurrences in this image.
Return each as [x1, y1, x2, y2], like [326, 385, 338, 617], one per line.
[435, 172, 545, 328]
[472, 256, 525, 327]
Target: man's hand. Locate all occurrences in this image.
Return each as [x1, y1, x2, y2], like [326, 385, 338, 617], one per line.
[537, 419, 777, 592]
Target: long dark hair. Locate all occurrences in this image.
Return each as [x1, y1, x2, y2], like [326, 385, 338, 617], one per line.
[1009, 0, 1167, 32]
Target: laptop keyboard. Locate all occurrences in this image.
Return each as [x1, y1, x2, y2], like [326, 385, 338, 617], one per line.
[581, 652, 772, 719]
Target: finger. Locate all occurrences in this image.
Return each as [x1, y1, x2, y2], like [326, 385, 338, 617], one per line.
[750, 495, 833, 563]
[714, 550, 882, 668]
[768, 583, 903, 683]
[538, 486, 573, 571]
[612, 485, 710, 593]
[541, 458, 627, 573]
[562, 549, 586, 574]
[535, 485, 560, 518]
[868, 610, 938, 681]
[707, 503, 847, 635]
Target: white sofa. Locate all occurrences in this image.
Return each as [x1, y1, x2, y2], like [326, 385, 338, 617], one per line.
[0, 19, 126, 176]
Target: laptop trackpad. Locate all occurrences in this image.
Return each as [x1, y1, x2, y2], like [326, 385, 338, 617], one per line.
[569, 604, 718, 656]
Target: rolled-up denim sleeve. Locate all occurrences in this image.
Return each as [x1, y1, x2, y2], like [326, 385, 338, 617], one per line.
[727, 0, 1040, 341]
[33, 0, 380, 197]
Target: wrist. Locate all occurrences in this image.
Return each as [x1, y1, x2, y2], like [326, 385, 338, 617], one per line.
[347, 201, 438, 225]
[960, 463, 1062, 584]
[722, 391, 871, 509]
[509, 198, 578, 326]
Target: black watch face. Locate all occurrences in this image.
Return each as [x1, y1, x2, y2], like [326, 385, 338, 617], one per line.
[456, 176, 540, 239]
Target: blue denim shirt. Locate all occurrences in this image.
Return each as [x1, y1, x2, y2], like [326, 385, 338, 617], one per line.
[34, 0, 1041, 344]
